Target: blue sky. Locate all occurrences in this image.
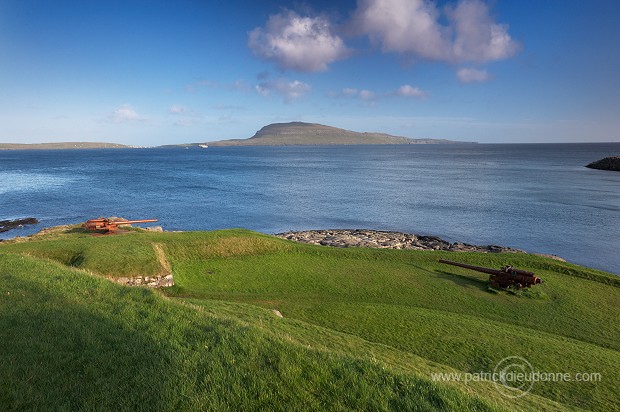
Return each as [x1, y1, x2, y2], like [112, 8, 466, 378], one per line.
[1, 0, 619, 145]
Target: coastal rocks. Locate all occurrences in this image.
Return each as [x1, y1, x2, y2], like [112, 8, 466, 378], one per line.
[586, 156, 620, 171]
[108, 274, 174, 288]
[275, 229, 524, 254]
[0, 217, 38, 234]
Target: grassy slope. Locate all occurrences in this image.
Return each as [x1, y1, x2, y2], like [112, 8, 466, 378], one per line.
[2, 228, 618, 410]
[1, 254, 496, 411]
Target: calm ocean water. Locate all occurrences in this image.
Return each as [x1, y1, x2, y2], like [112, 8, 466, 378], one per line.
[1, 143, 619, 274]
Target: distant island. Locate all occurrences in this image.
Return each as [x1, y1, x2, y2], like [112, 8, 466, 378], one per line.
[201, 122, 473, 146]
[0, 142, 130, 150]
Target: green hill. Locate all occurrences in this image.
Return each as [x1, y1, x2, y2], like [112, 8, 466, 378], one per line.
[206, 122, 467, 146]
[1, 227, 618, 411]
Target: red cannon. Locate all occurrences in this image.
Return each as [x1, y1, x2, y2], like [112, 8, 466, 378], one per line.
[439, 259, 543, 289]
[83, 217, 157, 234]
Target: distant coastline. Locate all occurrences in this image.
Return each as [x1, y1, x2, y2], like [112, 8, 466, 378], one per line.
[1, 122, 476, 150]
[0, 142, 130, 150]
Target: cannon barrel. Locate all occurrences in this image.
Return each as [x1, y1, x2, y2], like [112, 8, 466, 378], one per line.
[438, 259, 503, 275]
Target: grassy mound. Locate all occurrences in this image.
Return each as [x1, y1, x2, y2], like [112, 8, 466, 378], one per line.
[1, 228, 618, 411]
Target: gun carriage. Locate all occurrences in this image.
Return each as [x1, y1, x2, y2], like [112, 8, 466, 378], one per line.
[439, 259, 543, 289]
[83, 218, 157, 234]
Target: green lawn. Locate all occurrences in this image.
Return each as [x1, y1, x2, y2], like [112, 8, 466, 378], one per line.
[1, 227, 618, 411]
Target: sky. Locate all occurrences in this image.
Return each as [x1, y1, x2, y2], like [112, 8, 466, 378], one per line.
[1, 0, 619, 145]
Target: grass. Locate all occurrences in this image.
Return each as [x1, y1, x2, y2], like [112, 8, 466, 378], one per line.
[1, 227, 619, 411]
[0, 253, 497, 411]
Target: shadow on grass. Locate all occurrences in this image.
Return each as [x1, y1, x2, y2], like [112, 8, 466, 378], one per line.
[407, 262, 489, 292]
[434, 270, 490, 292]
[65, 227, 89, 234]
[0, 276, 175, 411]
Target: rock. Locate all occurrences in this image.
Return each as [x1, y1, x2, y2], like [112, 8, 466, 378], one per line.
[272, 309, 283, 318]
[586, 156, 620, 171]
[0, 217, 39, 234]
[159, 275, 175, 287]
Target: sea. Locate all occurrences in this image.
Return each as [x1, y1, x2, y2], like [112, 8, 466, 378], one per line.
[1, 143, 619, 275]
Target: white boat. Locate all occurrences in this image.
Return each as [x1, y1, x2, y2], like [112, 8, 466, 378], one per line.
[199, 144, 209, 149]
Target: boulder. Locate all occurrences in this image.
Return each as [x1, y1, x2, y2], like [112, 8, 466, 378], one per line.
[586, 156, 620, 171]
[0, 217, 39, 233]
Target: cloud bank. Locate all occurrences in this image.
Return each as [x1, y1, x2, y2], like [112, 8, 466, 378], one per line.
[249, 0, 520, 81]
[352, 0, 520, 64]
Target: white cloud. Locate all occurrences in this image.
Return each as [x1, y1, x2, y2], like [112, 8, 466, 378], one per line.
[456, 67, 490, 83]
[341, 87, 359, 97]
[173, 118, 194, 127]
[110, 104, 144, 122]
[351, 0, 519, 64]
[334, 85, 427, 101]
[248, 10, 348, 72]
[448, 0, 521, 63]
[352, 0, 450, 61]
[169, 104, 186, 114]
[232, 80, 251, 92]
[358, 89, 376, 100]
[396, 84, 427, 97]
[334, 88, 377, 101]
[256, 79, 311, 102]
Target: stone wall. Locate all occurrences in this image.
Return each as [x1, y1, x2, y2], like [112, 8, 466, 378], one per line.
[108, 274, 174, 288]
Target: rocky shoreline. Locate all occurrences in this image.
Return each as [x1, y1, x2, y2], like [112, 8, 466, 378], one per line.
[274, 229, 525, 253]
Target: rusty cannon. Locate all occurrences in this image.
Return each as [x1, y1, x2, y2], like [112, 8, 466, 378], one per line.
[439, 259, 543, 289]
[83, 217, 157, 234]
